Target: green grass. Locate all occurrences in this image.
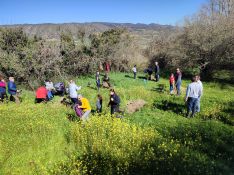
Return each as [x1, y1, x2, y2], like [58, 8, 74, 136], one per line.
[0, 72, 233, 174]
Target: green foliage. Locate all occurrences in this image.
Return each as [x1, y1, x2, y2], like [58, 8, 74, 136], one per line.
[0, 73, 233, 174]
[0, 28, 28, 53]
[146, 0, 234, 79]
[0, 28, 138, 86]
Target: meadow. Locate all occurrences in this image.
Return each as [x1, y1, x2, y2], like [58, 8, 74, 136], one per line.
[0, 72, 233, 175]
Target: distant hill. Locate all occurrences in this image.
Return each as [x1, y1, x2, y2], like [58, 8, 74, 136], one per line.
[0, 22, 175, 38]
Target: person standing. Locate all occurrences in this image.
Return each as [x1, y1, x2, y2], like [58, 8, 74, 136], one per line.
[108, 89, 121, 115]
[155, 62, 160, 82]
[169, 73, 175, 95]
[132, 65, 137, 79]
[196, 75, 203, 112]
[77, 95, 92, 121]
[105, 62, 111, 73]
[175, 68, 182, 96]
[96, 71, 101, 92]
[96, 94, 103, 113]
[8, 77, 20, 103]
[185, 76, 202, 118]
[68, 80, 81, 104]
[147, 67, 153, 80]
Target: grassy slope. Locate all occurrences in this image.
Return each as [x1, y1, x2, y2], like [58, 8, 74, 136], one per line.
[0, 72, 233, 174]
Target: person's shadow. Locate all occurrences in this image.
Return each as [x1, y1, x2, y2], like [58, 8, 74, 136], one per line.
[125, 75, 134, 79]
[154, 100, 185, 115]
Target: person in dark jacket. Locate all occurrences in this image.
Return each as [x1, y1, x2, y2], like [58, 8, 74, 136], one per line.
[175, 68, 182, 96]
[8, 77, 20, 103]
[108, 89, 121, 115]
[155, 62, 160, 82]
[96, 71, 101, 92]
[148, 67, 153, 80]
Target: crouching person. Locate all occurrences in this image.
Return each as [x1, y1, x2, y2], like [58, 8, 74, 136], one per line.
[8, 77, 20, 103]
[77, 95, 91, 121]
[0, 77, 7, 102]
[35, 86, 48, 103]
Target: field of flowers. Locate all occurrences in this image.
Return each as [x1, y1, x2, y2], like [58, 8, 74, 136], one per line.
[0, 72, 233, 174]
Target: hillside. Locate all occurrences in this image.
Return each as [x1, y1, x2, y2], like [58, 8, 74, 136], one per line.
[0, 22, 175, 48]
[0, 73, 233, 174]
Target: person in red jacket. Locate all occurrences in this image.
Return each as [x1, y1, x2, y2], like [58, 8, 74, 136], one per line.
[169, 73, 175, 95]
[35, 86, 48, 103]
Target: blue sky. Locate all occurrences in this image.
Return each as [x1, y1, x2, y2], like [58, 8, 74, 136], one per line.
[0, 0, 206, 25]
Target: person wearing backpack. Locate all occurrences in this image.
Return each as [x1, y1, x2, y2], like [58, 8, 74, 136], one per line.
[108, 89, 121, 115]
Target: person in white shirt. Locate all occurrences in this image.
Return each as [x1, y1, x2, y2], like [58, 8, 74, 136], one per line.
[185, 76, 202, 118]
[45, 80, 54, 91]
[196, 75, 203, 112]
[132, 65, 137, 79]
[68, 80, 81, 104]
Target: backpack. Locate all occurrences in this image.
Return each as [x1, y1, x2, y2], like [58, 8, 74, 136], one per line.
[115, 95, 121, 105]
[74, 104, 83, 118]
[54, 82, 64, 91]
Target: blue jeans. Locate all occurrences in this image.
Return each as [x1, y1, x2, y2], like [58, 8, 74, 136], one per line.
[186, 97, 198, 117]
[155, 74, 159, 82]
[47, 91, 53, 100]
[170, 84, 174, 93]
[176, 81, 181, 95]
[133, 72, 136, 79]
[196, 98, 201, 112]
[71, 98, 78, 104]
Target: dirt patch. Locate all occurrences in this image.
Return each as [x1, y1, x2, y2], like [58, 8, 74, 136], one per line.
[126, 99, 147, 114]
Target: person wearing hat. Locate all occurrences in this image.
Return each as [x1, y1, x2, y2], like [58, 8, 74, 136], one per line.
[77, 94, 91, 121]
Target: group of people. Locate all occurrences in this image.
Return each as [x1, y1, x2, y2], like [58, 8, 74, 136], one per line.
[0, 76, 20, 103]
[35, 81, 65, 103]
[1, 61, 203, 119]
[135, 61, 160, 81]
[34, 75, 121, 121]
[169, 68, 203, 117]
[96, 71, 111, 90]
[169, 68, 182, 95]
[132, 62, 203, 118]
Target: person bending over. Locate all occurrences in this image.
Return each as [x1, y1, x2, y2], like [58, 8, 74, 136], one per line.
[77, 95, 91, 121]
[35, 86, 48, 103]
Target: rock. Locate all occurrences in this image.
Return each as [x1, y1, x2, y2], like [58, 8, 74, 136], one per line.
[126, 99, 146, 114]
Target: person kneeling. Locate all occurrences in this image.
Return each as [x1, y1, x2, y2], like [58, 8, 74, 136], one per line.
[77, 95, 91, 121]
[35, 86, 48, 103]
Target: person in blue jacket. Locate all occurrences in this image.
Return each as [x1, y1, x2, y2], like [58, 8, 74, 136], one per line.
[8, 77, 20, 103]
